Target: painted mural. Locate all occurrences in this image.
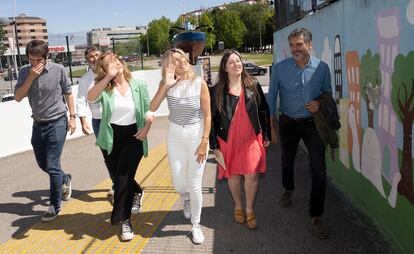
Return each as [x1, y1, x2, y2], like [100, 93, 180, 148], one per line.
[273, 0, 414, 252]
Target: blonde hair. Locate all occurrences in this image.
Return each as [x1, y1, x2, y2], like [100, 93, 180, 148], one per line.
[159, 48, 195, 86]
[94, 52, 132, 91]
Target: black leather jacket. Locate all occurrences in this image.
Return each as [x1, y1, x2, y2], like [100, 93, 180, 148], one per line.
[209, 81, 271, 149]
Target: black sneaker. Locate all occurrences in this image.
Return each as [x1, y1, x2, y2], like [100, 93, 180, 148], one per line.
[312, 217, 329, 240]
[121, 219, 134, 241]
[41, 205, 60, 222]
[280, 191, 292, 207]
[131, 191, 144, 214]
[62, 174, 72, 201]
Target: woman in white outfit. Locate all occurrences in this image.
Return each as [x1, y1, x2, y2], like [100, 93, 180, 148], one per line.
[150, 48, 211, 244]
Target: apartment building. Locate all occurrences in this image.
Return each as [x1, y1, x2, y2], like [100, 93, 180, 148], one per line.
[2, 13, 48, 49]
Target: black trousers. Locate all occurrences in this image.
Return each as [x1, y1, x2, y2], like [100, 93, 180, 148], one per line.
[102, 123, 143, 224]
[279, 114, 327, 217]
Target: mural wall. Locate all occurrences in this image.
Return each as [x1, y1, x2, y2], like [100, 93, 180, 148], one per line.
[273, 0, 414, 252]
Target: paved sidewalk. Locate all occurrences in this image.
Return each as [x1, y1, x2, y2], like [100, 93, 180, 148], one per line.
[0, 116, 393, 253]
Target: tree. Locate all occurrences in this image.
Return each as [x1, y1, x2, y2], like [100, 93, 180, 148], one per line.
[211, 8, 246, 49]
[0, 24, 6, 56]
[199, 12, 216, 53]
[391, 51, 414, 204]
[147, 17, 172, 56]
[360, 49, 382, 128]
[114, 36, 141, 57]
[227, 2, 274, 50]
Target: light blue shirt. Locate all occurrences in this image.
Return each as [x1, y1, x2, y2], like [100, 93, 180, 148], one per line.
[267, 56, 332, 118]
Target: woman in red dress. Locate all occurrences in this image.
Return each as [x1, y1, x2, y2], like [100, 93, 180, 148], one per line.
[209, 50, 271, 230]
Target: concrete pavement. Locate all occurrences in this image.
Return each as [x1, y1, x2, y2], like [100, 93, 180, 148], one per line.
[0, 115, 393, 253]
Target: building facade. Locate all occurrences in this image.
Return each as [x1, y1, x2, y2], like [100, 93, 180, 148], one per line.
[2, 13, 48, 49]
[86, 26, 147, 46]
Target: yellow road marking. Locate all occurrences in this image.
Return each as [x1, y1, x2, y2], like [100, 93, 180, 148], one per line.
[0, 143, 179, 254]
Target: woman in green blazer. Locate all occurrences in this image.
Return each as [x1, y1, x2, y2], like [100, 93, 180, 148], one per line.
[88, 52, 153, 241]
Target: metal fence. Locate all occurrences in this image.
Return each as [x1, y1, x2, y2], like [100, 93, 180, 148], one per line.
[0, 55, 18, 99]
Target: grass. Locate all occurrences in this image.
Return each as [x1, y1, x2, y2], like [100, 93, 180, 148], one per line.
[129, 65, 158, 71]
[241, 53, 273, 66]
[71, 68, 87, 78]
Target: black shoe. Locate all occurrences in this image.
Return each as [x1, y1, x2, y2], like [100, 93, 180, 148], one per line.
[280, 191, 292, 207]
[131, 191, 144, 214]
[62, 174, 72, 201]
[312, 217, 329, 240]
[41, 205, 60, 222]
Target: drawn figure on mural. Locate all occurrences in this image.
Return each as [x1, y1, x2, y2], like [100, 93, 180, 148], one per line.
[376, 8, 400, 190]
[334, 35, 343, 104]
[345, 51, 361, 172]
[346, 48, 401, 208]
[391, 52, 414, 204]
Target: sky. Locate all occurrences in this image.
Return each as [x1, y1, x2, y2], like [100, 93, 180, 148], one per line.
[0, 0, 240, 45]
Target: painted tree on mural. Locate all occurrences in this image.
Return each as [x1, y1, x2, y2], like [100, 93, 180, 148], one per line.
[391, 51, 414, 204]
[360, 49, 382, 128]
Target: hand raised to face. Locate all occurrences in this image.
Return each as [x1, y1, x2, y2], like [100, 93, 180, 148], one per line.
[104, 54, 122, 79]
[164, 63, 181, 88]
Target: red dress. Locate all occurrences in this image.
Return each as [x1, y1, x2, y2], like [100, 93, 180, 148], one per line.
[217, 87, 266, 179]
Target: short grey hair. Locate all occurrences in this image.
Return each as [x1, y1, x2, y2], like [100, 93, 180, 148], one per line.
[288, 28, 312, 43]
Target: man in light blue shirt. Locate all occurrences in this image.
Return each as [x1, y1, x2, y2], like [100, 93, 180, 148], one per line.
[267, 28, 332, 240]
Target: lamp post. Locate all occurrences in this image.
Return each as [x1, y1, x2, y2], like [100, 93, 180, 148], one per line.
[146, 27, 150, 56]
[258, 0, 274, 51]
[10, 20, 22, 68]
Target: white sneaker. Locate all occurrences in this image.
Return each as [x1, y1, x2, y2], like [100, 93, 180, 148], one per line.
[121, 219, 134, 241]
[131, 191, 144, 214]
[62, 174, 72, 201]
[191, 224, 204, 244]
[107, 188, 114, 206]
[183, 199, 191, 220]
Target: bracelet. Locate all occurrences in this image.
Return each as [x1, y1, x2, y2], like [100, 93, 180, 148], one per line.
[69, 114, 76, 118]
[202, 135, 209, 139]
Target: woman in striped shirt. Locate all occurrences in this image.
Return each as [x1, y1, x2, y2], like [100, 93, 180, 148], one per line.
[150, 48, 211, 244]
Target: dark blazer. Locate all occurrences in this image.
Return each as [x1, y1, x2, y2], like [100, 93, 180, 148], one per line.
[313, 92, 340, 149]
[209, 80, 271, 150]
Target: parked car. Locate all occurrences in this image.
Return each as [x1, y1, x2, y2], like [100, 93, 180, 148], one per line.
[243, 62, 267, 76]
[1, 94, 15, 103]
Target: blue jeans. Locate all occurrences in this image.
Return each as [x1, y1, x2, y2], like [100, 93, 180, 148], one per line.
[92, 118, 101, 139]
[92, 118, 115, 185]
[31, 115, 69, 211]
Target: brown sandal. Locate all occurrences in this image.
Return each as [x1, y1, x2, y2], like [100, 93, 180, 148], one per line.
[246, 212, 257, 230]
[233, 208, 245, 224]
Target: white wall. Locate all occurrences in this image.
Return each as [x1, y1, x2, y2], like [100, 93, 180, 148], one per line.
[0, 69, 168, 158]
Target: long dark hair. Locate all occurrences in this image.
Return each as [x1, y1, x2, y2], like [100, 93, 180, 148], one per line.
[215, 50, 259, 113]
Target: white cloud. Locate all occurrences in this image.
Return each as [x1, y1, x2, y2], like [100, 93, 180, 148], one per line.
[407, 0, 414, 25]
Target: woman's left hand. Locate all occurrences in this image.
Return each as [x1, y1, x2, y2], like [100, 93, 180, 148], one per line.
[133, 128, 148, 141]
[263, 140, 270, 148]
[195, 142, 208, 163]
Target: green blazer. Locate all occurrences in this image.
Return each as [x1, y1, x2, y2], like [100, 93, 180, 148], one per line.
[96, 78, 150, 156]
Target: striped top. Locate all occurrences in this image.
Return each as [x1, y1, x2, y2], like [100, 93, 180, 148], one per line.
[166, 77, 204, 126]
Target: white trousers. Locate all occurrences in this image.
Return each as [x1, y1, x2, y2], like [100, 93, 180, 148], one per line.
[167, 120, 206, 225]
